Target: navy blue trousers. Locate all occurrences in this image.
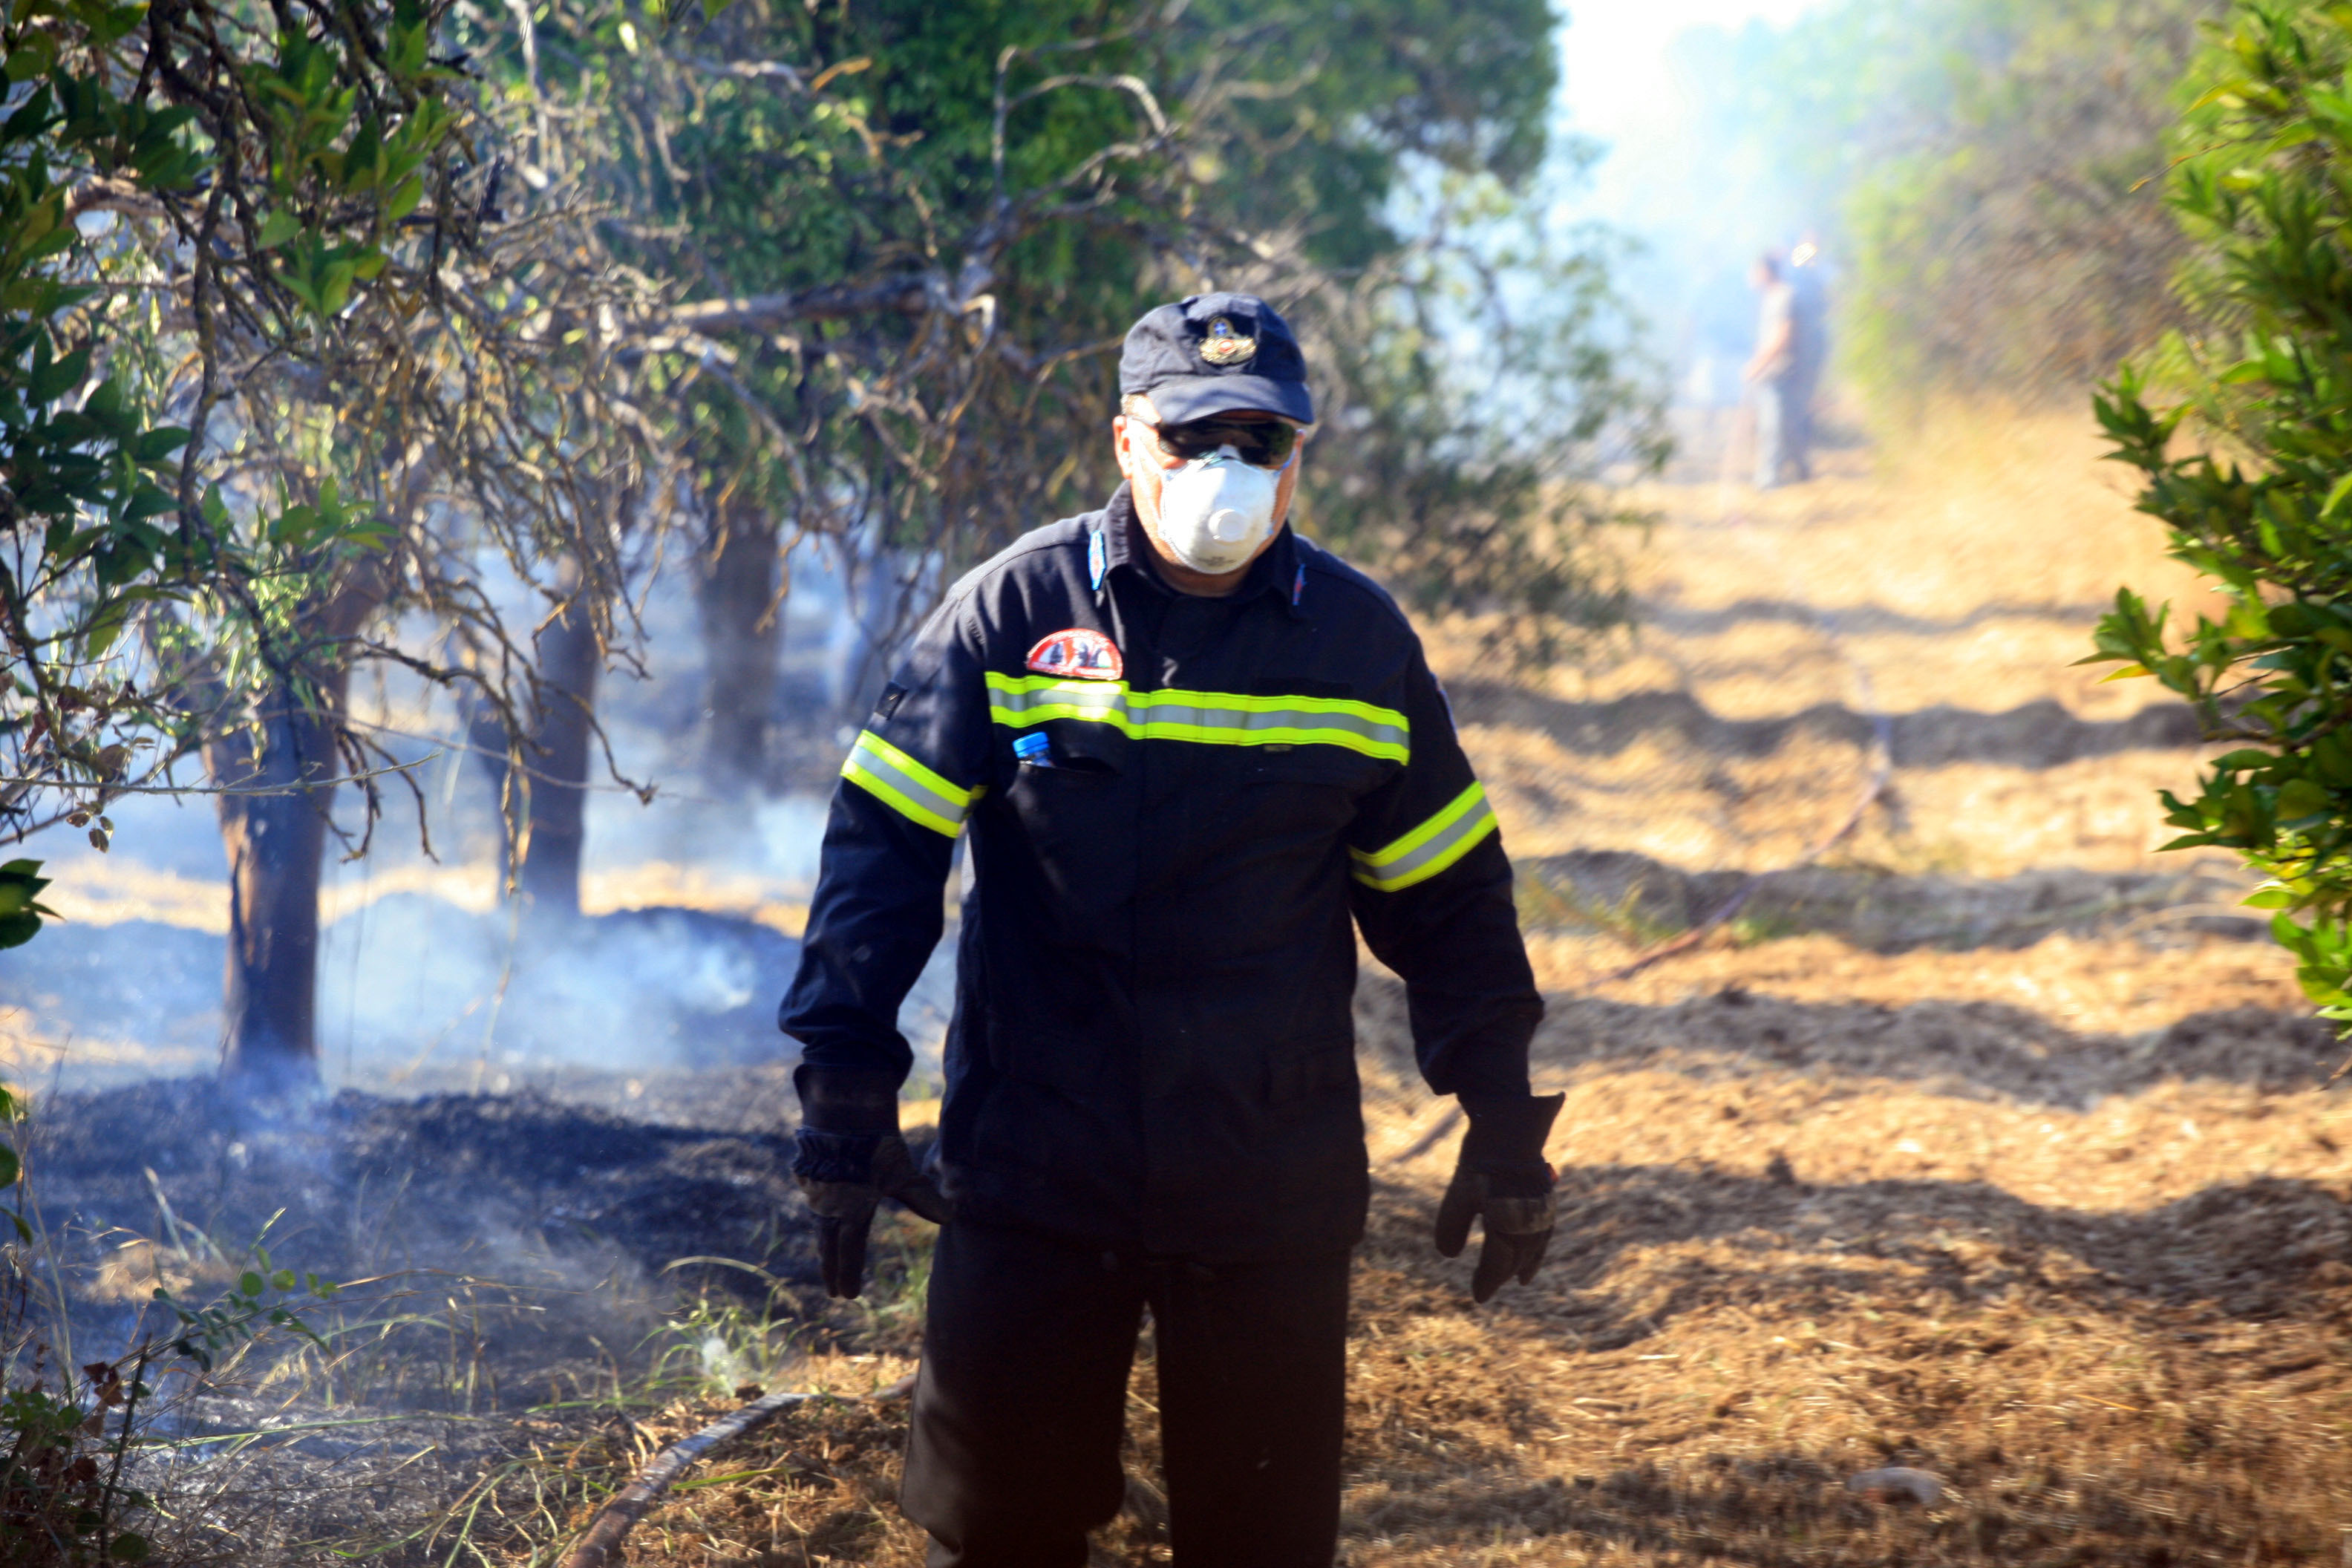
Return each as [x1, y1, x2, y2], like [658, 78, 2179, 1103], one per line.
[900, 1220, 1352, 1568]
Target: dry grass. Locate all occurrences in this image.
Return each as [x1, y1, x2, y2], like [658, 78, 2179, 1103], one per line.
[16, 405, 2352, 1566]
[610, 989, 2352, 1567]
[600, 408, 2352, 1567]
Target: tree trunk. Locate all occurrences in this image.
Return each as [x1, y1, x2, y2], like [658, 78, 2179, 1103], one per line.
[515, 597, 600, 920]
[203, 541, 391, 1090]
[209, 675, 350, 1090]
[474, 583, 603, 928]
[693, 494, 782, 791]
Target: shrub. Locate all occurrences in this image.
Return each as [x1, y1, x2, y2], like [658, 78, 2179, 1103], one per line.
[2091, 2, 2352, 1037]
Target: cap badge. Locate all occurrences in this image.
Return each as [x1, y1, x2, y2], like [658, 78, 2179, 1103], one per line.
[1198, 316, 1257, 367]
[1025, 627, 1124, 681]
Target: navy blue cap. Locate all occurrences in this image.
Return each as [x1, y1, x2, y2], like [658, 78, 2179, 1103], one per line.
[1118, 292, 1315, 425]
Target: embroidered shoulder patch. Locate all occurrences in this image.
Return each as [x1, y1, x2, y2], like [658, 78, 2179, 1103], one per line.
[1025, 627, 1124, 681]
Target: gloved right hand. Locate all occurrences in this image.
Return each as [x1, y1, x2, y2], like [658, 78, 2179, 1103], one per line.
[792, 1067, 953, 1298]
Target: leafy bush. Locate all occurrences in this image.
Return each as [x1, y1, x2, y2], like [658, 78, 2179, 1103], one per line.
[2091, 2, 2352, 1034]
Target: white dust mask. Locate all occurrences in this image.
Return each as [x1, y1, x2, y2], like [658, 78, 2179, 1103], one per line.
[1152, 447, 1284, 575]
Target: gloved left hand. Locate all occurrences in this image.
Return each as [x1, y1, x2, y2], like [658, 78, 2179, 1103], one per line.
[792, 1066, 953, 1298]
[1434, 1091, 1565, 1304]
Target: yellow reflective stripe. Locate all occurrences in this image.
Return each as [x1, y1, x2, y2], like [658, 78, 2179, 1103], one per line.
[1350, 783, 1497, 892]
[840, 730, 972, 837]
[984, 673, 1409, 762]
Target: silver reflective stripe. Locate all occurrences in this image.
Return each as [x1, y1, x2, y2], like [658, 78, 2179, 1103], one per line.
[841, 730, 973, 837]
[987, 678, 1128, 726]
[1352, 783, 1498, 892]
[984, 674, 1409, 762]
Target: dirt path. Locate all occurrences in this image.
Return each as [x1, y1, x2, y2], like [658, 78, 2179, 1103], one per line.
[611, 417, 2352, 1567]
[13, 416, 2348, 1565]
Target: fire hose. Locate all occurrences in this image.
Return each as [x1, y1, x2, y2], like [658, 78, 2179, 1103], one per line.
[558, 1374, 915, 1568]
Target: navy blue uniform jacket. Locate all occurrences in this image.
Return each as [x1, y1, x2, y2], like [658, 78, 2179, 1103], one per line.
[779, 486, 1543, 1261]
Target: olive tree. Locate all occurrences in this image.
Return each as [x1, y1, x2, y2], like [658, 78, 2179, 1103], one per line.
[1, 0, 671, 1081]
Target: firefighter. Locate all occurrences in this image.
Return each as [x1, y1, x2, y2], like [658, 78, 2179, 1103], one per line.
[778, 292, 1559, 1568]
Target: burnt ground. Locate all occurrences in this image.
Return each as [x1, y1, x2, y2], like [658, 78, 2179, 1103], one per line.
[20, 1076, 818, 1310]
[8, 1077, 843, 1562]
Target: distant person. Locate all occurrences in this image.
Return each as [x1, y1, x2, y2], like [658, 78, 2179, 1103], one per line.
[1786, 235, 1830, 478]
[1745, 249, 1805, 489]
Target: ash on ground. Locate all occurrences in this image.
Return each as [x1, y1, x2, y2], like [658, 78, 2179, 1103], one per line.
[8, 1072, 855, 1563]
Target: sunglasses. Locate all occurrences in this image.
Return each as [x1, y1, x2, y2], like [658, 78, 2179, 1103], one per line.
[1138, 416, 1301, 470]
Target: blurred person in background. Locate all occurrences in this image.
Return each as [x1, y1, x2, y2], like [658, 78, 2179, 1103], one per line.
[1745, 249, 1806, 488]
[779, 292, 1558, 1567]
[1786, 235, 1830, 479]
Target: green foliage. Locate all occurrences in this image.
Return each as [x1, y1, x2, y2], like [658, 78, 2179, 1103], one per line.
[531, 0, 1643, 665]
[0, 1080, 19, 1235]
[2090, 3, 2352, 1031]
[0, 0, 466, 849]
[4, 0, 671, 982]
[1, 1359, 153, 1567]
[0, 861, 55, 950]
[153, 1248, 339, 1373]
[0, 48, 196, 808]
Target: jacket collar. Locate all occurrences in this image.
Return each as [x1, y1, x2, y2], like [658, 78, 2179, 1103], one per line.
[1100, 483, 1309, 620]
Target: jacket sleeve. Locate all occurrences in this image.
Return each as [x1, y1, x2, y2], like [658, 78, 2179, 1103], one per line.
[779, 595, 993, 1084]
[1348, 644, 1543, 1099]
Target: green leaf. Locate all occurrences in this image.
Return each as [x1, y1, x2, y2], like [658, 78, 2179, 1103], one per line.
[4, 30, 60, 82]
[110, 1532, 150, 1561]
[0, 860, 53, 947]
[132, 426, 192, 463]
[82, 595, 131, 658]
[27, 342, 91, 404]
[238, 1270, 264, 1298]
[2278, 778, 2331, 822]
[384, 174, 425, 223]
[256, 210, 302, 249]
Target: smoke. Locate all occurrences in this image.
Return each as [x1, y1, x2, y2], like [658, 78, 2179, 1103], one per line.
[313, 895, 956, 1089]
[1550, 0, 1832, 407]
[0, 546, 958, 1100]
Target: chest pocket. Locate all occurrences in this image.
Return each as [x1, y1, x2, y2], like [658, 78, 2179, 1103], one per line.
[1003, 719, 1129, 830]
[1243, 746, 1388, 838]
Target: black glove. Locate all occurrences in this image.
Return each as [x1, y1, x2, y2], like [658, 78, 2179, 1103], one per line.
[792, 1066, 953, 1298]
[1434, 1092, 1564, 1304]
